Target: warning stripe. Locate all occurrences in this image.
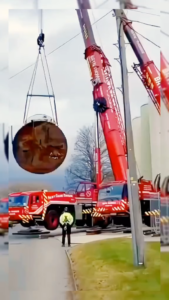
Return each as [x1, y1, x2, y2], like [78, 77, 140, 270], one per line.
[17, 194, 49, 222]
[82, 209, 92, 214]
[91, 212, 103, 218]
[18, 214, 33, 223]
[28, 205, 43, 215]
[97, 207, 106, 212]
[42, 191, 49, 220]
[161, 217, 169, 224]
[145, 209, 160, 216]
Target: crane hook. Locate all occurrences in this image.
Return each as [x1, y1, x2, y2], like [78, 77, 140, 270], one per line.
[37, 32, 45, 53]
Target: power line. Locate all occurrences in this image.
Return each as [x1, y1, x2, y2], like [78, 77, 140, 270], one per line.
[0, 67, 7, 72]
[10, 63, 35, 79]
[131, 26, 160, 48]
[133, 10, 159, 16]
[95, 0, 110, 8]
[160, 11, 169, 14]
[98, 0, 161, 16]
[161, 30, 169, 37]
[131, 20, 159, 28]
[116, 15, 160, 47]
[117, 13, 160, 48]
[10, 9, 113, 79]
[120, 17, 160, 28]
[10, 8, 159, 79]
[119, 0, 160, 10]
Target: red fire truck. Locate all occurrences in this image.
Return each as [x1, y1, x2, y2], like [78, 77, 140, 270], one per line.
[0, 198, 9, 235]
[8, 177, 158, 230]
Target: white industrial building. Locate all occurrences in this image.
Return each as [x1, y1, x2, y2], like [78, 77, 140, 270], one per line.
[132, 98, 169, 189]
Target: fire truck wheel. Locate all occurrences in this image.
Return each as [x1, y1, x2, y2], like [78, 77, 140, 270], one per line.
[44, 210, 59, 230]
[144, 216, 150, 227]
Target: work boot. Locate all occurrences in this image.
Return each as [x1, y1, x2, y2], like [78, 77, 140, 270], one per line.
[62, 244, 65, 247]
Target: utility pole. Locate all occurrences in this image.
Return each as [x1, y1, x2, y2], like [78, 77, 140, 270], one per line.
[118, 0, 125, 8]
[114, 8, 145, 266]
[117, 0, 137, 9]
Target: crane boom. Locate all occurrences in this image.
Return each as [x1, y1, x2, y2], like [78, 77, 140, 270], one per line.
[161, 52, 169, 112]
[115, 10, 161, 114]
[76, 0, 127, 181]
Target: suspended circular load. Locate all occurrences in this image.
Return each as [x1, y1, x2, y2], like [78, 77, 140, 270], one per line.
[12, 115, 67, 174]
[2, 124, 8, 161]
[12, 10, 68, 174]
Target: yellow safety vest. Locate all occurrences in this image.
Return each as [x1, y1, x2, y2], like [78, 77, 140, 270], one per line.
[59, 212, 74, 226]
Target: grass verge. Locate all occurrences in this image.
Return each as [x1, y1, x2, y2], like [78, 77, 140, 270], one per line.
[70, 238, 169, 300]
[161, 251, 169, 296]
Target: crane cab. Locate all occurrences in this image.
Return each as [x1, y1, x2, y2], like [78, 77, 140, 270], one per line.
[75, 181, 98, 202]
[93, 182, 129, 227]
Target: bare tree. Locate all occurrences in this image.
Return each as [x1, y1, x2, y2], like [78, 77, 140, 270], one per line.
[0, 182, 53, 198]
[65, 124, 114, 190]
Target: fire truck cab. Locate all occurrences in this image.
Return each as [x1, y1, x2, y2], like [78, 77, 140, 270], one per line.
[0, 198, 9, 234]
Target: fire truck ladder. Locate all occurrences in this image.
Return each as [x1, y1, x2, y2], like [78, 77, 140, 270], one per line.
[133, 63, 160, 113]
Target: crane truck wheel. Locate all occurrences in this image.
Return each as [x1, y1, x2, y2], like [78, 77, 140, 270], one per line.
[143, 216, 150, 227]
[97, 219, 108, 229]
[44, 210, 59, 230]
[100, 222, 108, 229]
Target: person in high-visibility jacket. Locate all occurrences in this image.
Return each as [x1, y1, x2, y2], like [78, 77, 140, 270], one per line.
[59, 207, 74, 247]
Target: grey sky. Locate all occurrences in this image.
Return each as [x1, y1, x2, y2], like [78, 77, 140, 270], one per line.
[5, 2, 160, 126]
[0, 0, 167, 189]
[161, 0, 169, 56]
[7, 0, 161, 10]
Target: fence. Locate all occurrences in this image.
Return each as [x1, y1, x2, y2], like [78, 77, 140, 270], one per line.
[145, 195, 160, 235]
[161, 196, 169, 245]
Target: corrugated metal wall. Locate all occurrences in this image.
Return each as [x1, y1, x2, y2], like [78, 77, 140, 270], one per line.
[132, 117, 141, 178]
[140, 104, 152, 180]
[133, 98, 169, 189]
[148, 99, 161, 182]
[161, 101, 169, 183]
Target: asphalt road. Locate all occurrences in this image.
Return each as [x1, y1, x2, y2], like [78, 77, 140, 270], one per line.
[0, 225, 76, 300]
[0, 223, 162, 300]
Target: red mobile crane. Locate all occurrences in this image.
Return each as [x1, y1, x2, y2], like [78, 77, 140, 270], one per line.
[161, 51, 169, 112]
[76, 0, 157, 226]
[77, 3, 127, 182]
[117, 8, 169, 193]
[122, 1, 169, 112]
[160, 52, 169, 197]
[115, 10, 161, 114]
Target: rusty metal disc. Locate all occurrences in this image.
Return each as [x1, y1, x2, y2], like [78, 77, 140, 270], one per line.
[86, 229, 101, 235]
[12, 120, 67, 174]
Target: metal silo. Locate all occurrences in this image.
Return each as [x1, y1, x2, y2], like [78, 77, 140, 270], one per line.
[148, 99, 161, 183]
[132, 117, 141, 178]
[161, 101, 169, 183]
[140, 103, 152, 180]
